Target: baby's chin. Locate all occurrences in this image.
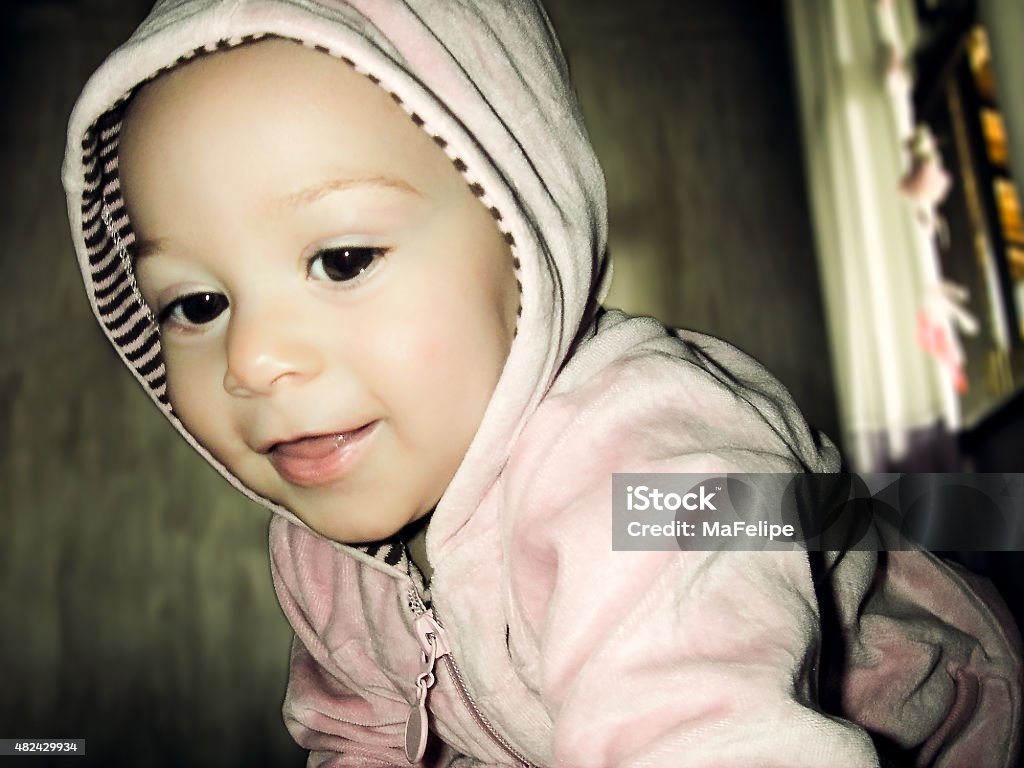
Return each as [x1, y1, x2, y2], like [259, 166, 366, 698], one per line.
[288, 502, 434, 546]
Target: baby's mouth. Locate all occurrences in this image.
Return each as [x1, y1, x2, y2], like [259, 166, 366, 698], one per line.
[266, 423, 377, 487]
[272, 433, 350, 460]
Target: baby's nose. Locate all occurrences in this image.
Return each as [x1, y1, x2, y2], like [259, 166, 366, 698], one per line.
[222, 305, 322, 396]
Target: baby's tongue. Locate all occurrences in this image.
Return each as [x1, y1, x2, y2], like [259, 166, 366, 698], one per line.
[274, 434, 345, 459]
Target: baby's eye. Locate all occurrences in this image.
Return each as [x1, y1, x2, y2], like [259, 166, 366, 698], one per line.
[308, 246, 385, 283]
[159, 291, 229, 327]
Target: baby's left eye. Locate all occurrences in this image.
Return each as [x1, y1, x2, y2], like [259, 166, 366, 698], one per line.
[308, 246, 385, 283]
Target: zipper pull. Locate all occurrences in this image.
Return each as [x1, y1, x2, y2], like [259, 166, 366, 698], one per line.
[405, 612, 451, 763]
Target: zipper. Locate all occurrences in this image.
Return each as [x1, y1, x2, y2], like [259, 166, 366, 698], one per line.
[405, 611, 446, 762]
[405, 586, 536, 767]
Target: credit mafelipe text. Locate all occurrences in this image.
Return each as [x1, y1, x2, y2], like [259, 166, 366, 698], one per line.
[626, 518, 795, 541]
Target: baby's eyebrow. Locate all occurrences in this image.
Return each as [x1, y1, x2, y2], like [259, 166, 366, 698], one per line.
[276, 174, 424, 211]
[132, 236, 170, 264]
[129, 175, 423, 264]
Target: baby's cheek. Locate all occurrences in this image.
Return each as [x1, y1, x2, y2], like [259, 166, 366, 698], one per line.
[413, 320, 451, 366]
[396, 316, 493, 416]
[382, 302, 469, 375]
[429, 311, 501, 393]
[165, 361, 202, 425]
[164, 352, 230, 456]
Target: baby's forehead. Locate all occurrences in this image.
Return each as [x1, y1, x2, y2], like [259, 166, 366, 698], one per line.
[118, 37, 466, 220]
[123, 39, 371, 140]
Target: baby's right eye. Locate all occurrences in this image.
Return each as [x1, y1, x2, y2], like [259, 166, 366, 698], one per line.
[159, 291, 229, 327]
[307, 246, 385, 284]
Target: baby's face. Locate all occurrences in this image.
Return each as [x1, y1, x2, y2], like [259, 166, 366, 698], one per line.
[119, 39, 519, 543]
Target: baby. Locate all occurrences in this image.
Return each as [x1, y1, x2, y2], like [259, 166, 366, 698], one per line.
[63, 1, 1020, 766]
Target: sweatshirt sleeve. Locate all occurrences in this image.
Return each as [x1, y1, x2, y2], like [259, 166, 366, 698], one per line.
[500, 351, 881, 767]
[506, 469, 880, 767]
[282, 634, 408, 768]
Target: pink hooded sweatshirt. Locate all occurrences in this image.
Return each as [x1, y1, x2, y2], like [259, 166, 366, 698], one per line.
[63, 1, 1022, 765]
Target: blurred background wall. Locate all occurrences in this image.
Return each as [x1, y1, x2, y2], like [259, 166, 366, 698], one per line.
[546, 0, 840, 443]
[1, 0, 1020, 766]
[3, 2, 309, 765]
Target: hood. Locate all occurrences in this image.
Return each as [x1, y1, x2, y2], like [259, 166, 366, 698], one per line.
[62, 0, 609, 547]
